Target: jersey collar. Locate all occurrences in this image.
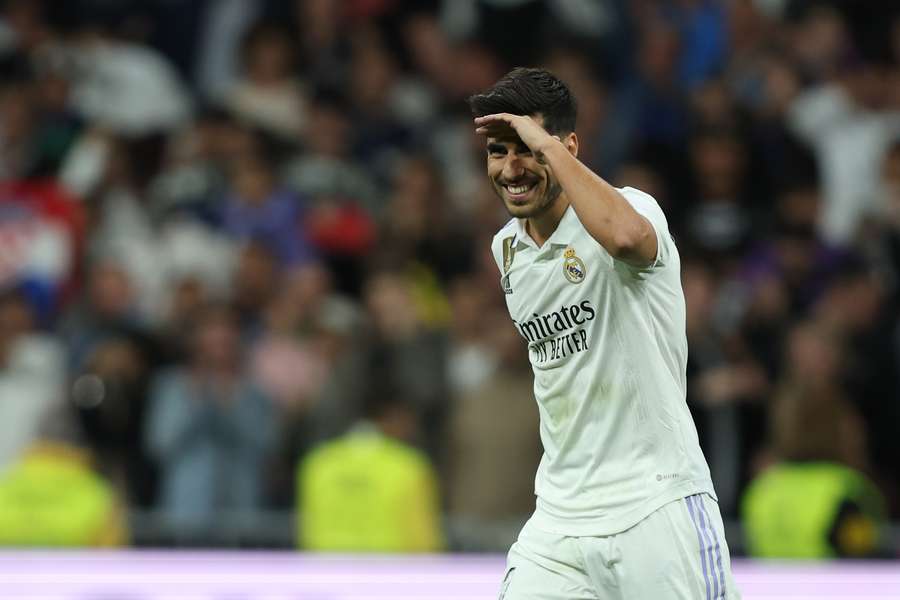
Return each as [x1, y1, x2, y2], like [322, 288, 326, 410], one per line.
[514, 204, 579, 251]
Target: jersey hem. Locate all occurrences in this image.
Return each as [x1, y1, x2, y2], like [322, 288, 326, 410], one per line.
[529, 478, 717, 537]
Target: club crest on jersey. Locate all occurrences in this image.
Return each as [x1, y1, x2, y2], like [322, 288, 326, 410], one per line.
[563, 247, 586, 284]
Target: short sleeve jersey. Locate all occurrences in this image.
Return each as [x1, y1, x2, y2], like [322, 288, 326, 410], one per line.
[490, 186, 715, 536]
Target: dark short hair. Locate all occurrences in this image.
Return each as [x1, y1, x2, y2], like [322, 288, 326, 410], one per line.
[467, 67, 577, 135]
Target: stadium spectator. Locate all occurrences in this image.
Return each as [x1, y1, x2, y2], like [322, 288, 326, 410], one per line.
[223, 22, 307, 143]
[221, 149, 316, 267]
[145, 304, 277, 532]
[297, 388, 444, 553]
[362, 264, 449, 464]
[0, 289, 66, 470]
[0, 406, 127, 547]
[742, 322, 886, 558]
[445, 311, 542, 522]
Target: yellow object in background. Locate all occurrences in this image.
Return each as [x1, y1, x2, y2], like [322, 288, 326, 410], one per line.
[0, 443, 127, 547]
[298, 425, 444, 552]
[742, 461, 884, 559]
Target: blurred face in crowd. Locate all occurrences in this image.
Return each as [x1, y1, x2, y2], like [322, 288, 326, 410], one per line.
[168, 277, 209, 327]
[786, 322, 841, 384]
[844, 65, 889, 110]
[244, 29, 294, 85]
[881, 144, 900, 225]
[0, 293, 33, 364]
[638, 21, 679, 85]
[88, 262, 135, 319]
[815, 271, 884, 336]
[296, 0, 340, 48]
[690, 133, 745, 198]
[192, 307, 240, 373]
[350, 33, 395, 112]
[233, 243, 278, 313]
[448, 276, 490, 340]
[485, 115, 565, 219]
[691, 79, 736, 127]
[775, 187, 821, 284]
[229, 154, 274, 204]
[307, 103, 350, 158]
[364, 271, 419, 339]
[0, 85, 34, 145]
[388, 158, 443, 241]
[616, 162, 666, 208]
[263, 262, 332, 333]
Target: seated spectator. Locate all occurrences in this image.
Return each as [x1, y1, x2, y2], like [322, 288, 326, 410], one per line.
[144, 303, 277, 529]
[0, 406, 127, 547]
[297, 388, 444, 553]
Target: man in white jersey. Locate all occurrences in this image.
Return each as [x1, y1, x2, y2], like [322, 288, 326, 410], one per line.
[469, 68, 740, 599]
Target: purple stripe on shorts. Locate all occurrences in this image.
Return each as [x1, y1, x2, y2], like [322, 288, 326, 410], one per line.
[698, 495, 727, 599]
[694, 495, 721, 600]
[686, 495, 712, 600]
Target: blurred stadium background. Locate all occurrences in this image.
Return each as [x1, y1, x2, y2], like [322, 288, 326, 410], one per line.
[1, 0, 899, 597]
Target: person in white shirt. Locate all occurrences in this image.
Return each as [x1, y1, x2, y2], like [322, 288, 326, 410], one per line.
[469, 68, 740, 599]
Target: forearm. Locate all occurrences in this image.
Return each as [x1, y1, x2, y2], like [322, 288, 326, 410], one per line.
[540, 140, 656, 265]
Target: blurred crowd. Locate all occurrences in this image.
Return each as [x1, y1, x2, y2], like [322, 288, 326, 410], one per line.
[0, 0, 899, 553]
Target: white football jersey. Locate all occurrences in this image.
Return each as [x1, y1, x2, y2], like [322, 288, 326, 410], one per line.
[490, 186, 715, 536]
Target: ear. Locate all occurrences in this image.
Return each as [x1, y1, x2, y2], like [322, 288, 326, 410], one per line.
[565, 132, 579, 158]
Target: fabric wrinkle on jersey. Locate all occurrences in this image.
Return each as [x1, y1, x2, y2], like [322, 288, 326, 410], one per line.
[490, 186, 716, 537]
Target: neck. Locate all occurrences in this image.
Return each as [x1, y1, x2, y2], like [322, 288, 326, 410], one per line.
[526, 195, 569, 247]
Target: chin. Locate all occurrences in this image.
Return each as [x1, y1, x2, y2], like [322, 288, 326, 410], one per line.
[506, 205, 535, 218]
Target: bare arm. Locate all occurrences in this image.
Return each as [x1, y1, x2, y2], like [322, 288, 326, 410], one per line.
[539, 139, 657, 266]
[475, 113, 657, 266]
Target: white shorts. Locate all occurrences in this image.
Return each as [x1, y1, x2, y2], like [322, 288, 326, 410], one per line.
[499, 494, 740, 600]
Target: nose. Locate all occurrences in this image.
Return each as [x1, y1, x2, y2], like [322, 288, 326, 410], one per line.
[502, 154, 526, 181]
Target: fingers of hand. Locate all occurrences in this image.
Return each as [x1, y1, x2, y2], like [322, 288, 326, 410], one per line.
[475, 120, 516, 137]
[474, 113, 515, 125]
[474, 114, 520, 135]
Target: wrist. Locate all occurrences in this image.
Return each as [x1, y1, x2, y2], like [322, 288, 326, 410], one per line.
[536, 137, 566, 163]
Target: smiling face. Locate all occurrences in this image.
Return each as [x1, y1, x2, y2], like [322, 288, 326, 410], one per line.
[486, 117, 565, 219]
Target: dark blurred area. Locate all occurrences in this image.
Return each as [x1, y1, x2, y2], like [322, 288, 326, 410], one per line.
[0, 0, 899, 558]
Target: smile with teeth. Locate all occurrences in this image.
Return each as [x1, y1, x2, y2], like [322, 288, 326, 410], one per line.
[504, 181, 537, 195]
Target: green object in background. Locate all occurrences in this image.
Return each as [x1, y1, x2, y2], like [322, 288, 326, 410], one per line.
[298, 425, 444, 552]
[742, 461, 885, 558]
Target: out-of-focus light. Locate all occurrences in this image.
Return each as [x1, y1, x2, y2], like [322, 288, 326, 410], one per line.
[72, 374, 105, 408]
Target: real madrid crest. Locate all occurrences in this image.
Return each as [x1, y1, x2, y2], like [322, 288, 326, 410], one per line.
[563, 247, 586, 284]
